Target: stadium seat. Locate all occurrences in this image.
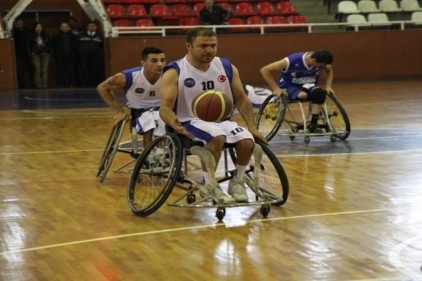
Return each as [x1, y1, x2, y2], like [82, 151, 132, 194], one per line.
[276, 2, 298, 16]
[400, 0, 422, 11]
[103, 0, 124, 3]
[346, 14, 370, 30]
[113, 19, 133, 26]
[193, 3, 205, 16]
[256, 2, 277, 16]
[265, 16, 289, 32]
[149, 4, 173, 17]
[185, 0, 203, 4]
[107, 4, 128, 19]
[368, 12, 394, 27]
[357, 0, 381, 13]
[127, 4, 149, 18]
[218, 3, 233, 12]
[165, 0, 185, 3]
[135, 18, 155, 26]
[336, 1, 361, 21]
[234, 2, 255, 17]
[123, 0, 161, 3]
[379, 0, 402, 12]
[179, 17, 200, 25]
[227, 17, 248, 32]
[246, 16, 264, 32]
[287, 15, 308, 31]
[172, 4, 194, 17]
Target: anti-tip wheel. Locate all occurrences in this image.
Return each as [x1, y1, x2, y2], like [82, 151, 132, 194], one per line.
[216, 207, 226, 221]
[304, 136, 311, 144]
[260, 204, 270, 218]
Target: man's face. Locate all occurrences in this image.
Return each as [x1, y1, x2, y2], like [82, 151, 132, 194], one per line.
[60, 23, 70, 33]
[87, 23, 97, 32]
[14, 20, 24, 30]
[188, 35, 217, 64]
[204, 0, 214, 9]
[142, 53, 166, 75]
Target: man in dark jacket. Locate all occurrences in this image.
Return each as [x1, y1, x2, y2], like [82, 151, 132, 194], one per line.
[199, 0, 232, 25]
[78, 21, 104, 87]
[11, 18, 29, 88]
[51, 21, 79, 87]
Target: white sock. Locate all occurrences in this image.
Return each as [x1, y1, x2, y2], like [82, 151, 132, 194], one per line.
[203, 172, 210, 185]
[235, 165, 246, 179]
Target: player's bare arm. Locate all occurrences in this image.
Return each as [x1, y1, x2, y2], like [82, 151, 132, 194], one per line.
[97, 73, 130, 124]
[324, 65, 335, 95]
[231, 65, 267, 143]
[159, 68, 194, 139]
[260, 59, 288, 97]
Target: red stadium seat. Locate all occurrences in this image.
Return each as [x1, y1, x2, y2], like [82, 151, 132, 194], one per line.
[165, 0, 185, 4]
[123, 0, 161, 3]
[246, 16, 265, 32]
[287, 15, 307, 31]
[265, 16, 289, 32]
[113, 19, 132, 26]
[227, 17, 248, 32]
[193, 3, 205, 16]
[256, 2, 276, 16]
[276, 2, 298, 16]
[107, 4, 128, 19]
[172, 4, 194, 17]
[234, 2, 255, 17]
[149, 4, 173, 17]
[127, 4, 149, 18]
[179, 17, 201, 25]
[218, 3, 233, 12]
[135, 18, 155, 26]
[185, 0, 203, 4]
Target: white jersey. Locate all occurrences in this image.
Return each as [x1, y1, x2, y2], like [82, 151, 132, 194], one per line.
[122, 66, 161, 109]
[165, 56, 234, 123]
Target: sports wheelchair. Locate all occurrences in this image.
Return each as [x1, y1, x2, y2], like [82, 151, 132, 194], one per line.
[255, 92, 350, 144]
[127, 133, 289, 221]
[97, 110, 144, 182]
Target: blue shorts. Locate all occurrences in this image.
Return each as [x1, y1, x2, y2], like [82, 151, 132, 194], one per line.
[285, 85, 318, 101]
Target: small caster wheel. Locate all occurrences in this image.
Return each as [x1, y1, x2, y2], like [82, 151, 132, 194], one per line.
[187, 193, 196, 204]
[330, 135, 337, 143]
[216, 207, 226, 221]
[260, 204, 270, 218]
[304, 136, 311, 144]
[289, 135, 295, 141]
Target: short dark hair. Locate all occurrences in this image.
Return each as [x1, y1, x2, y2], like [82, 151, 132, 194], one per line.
[141, 47, 164, 60]
[311, 49, 333, 64]
[186, 27, 216, 44]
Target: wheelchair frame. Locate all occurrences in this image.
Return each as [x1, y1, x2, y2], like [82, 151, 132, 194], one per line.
[97, 117, 142, 182]
[255, 92, 351, 143]
[127, 133, 289, 221]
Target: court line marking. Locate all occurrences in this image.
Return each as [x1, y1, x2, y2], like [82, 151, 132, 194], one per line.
[0, 208, 398, 257]
[388, 234, 422, 278]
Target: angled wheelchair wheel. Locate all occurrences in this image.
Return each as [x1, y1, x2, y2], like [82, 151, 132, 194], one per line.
[255, 94, 288, 142]
[322, 93, 351, 141]
[97, 118, 127, 182]
[228, 139, 289, 206]
[127, 133, 183, 217]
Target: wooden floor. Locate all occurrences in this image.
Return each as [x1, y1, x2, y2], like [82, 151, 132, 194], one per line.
[1, 80, 422, 281]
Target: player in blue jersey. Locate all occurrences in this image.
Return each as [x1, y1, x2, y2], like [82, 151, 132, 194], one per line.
[159, 27, 266, 203]
[260, 50, 334, 132]
[97, 47, 166, 149]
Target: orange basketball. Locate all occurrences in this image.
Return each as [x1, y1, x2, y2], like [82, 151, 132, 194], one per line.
[191, 90, 233, 122]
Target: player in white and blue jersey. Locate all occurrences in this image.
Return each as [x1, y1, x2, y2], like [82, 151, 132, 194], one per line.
[260, 50, 334, 132]
[97, 47, 166, 149]
[159, 27, 266, 203]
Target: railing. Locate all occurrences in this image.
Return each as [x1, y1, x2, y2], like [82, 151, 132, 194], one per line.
[111, 20, 422, 37]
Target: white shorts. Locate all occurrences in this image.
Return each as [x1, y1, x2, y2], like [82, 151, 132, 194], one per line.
[183, 119, 254, 144]
[134, 109, 166, 137]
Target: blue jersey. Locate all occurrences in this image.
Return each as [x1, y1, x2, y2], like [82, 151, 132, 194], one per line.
[277, 52, 325, 89]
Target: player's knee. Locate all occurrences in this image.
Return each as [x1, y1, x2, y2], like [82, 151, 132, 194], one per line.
[310, 88, 327, 104]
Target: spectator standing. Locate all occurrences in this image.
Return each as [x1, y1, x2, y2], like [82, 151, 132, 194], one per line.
[78, 21, 105, 87]
[28, 22, 50, 89]
[11, 18, 29, 88]
[51, 21, 79, 88]
[199, 0, 232, 25]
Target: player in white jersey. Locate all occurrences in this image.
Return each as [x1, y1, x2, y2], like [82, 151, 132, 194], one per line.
[160, 27, 266, 203]
[97, 47, 166, 149]
[260, 50, 334, 132]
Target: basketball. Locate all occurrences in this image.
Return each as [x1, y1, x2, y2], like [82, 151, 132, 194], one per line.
[192, 90, 233, 122]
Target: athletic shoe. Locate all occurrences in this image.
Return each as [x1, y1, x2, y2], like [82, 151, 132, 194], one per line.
[202, 184, 235, 204]
[228, 178, 248, 202]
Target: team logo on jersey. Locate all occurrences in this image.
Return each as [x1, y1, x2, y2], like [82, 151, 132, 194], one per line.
[291, 72, 296, 77]
[135, 88, 145, 94]
[218, 75, 226, 82]
[184, 78, 195, 88]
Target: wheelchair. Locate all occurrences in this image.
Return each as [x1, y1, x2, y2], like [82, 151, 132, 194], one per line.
[255, 92, 351, 144]
[97, 110, 144, 182]
[127, 133, 289, 221]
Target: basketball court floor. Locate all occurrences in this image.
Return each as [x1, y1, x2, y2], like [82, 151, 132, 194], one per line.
[0, 79, 421, 280]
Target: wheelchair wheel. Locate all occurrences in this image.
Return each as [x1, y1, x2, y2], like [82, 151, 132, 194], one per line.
[127, 133, 183, 217]
[322, 93, 351, 141]
[255, 94, 288, 142]
[97, 118, 127, 182]
[228, 139, 289, 206]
